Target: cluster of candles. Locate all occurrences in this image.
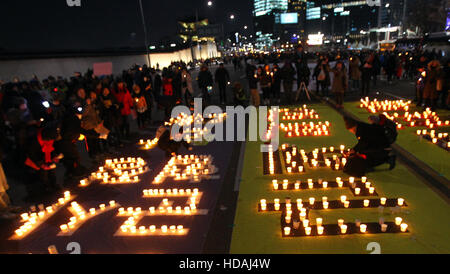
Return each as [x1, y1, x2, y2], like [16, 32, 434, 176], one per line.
[260, 195, 404, 211]
[280, 121, 330, 137]
[165, 112, 226, 141]
[279, 106, 319, 121]
[402, 108, 449, 129]
[416, 129, 450, 149]
[281, 144, 347, 171]
[118, 203, 197, 216]
[119, 217, 185, 235]
[266, 145, 277, 175]
[359, 98, 411, 113]
[282, 146, 304, 173]
[14, 191, 72, 238]
[81, 157, 146, 186]
[360, 98, 449, 130]
[139, 138, 159, 150]
[59, 200, 117, 233]
[152, 155, 215, 184]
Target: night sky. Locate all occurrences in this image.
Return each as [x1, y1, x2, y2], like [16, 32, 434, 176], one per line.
[0, 0, 254, 52]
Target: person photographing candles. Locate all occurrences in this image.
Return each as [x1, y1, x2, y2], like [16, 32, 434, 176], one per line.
[342, 116, 396, 177]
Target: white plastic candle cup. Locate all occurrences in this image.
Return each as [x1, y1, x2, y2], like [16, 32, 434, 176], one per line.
[381, 223, 388, 232]
[316, 218, 323, 226]
[340, 225, 347, 234]
[284, 227, 291, 235]
[380, 197, 387, 205]
[360, 224, 367, 233]
[303, 219, 309, 228]
[400, 223, 408, 232]
[395, 217, 403, 226]
[305, 227, 311, 235]
[317, 226, 324, 235]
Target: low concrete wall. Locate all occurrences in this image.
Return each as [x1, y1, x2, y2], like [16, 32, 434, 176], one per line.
[0, 42, 220, 82]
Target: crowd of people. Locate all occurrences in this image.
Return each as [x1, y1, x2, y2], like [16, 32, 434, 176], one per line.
[240, 46, 449, 110]
[0, 44, 449, 219]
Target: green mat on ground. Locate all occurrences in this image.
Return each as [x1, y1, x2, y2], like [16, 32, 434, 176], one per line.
[230, 104, 450, 254]
[343, 102, 450, 180]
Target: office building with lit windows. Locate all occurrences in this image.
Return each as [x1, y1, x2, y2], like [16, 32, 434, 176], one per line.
[253, 0, 289, 48]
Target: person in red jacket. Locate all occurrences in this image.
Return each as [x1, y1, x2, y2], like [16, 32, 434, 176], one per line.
[24, 125, 63, 201]
[115, 80, 134, 140]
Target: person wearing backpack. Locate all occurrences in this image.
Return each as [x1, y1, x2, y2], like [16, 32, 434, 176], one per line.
[342, 116, 396, 177]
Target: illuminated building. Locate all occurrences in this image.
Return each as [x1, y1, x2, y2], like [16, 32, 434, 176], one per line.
[253, 0, 289, 48]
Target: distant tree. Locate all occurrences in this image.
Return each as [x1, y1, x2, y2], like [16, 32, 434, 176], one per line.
[406, 0, 447, 34]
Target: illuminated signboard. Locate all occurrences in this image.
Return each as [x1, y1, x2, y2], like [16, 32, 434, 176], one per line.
[306, 7, 321, 20]
[280, 13, 298, 24]
[307, 33, 324, 45]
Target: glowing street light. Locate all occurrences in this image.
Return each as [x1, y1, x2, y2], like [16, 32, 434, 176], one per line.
[207, 1, 212, 6]
[230, 14, 235, 20]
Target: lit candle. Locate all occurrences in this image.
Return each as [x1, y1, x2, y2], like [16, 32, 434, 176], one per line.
[340, 195, 347, 203]
[60, 224, 68, 232]
[309, 197, 315, 205]
[338, 219, 344, 226]
[340, 225, 347, 234]
[380, 197, 387, 205]
[284, 227, 291, 235]
[397, 198, 404, 206]
[303, 219, 309, 228]
[363, 200, 370, 207]
[344, 201, 350, 208]
[305, 226, 311, 235]
[369, 187, 375, 194]
[317, 226, 324, 235]
[400, 223, 408, 232]
[381, 223, 388, 232]
[395, 217, 402, 226]
[285, 216, 291, 223]
[355, 188, 361, 195]
[316, 218, 323, 226]
[323, 201, 329, 209]
[360, 224, 367, 233]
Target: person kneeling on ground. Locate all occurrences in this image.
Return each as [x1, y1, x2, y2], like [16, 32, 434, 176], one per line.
[156, 124, 192, 158]
[342, 116, 396, 177]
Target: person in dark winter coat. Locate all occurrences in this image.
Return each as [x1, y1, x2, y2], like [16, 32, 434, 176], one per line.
[342, 116, 395, 177]
[360, 55, 374, 97]
[197, 65, 214, 105]
[331, 62, 348, 108]
[214, 63, 230, 104]
[156, 125, 192, 158]
[313, 58, 331, 97]
[55, 107, 85, 182]
[280, 61, 296, 103]
[271, 64, 282, 104]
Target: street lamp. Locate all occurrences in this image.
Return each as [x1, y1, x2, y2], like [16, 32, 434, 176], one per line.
[207, 1, 212, 6]
[230, 14, 235, 20]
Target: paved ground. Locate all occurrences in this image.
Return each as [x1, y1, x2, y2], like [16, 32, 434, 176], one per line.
[0, 62, 426, 253]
